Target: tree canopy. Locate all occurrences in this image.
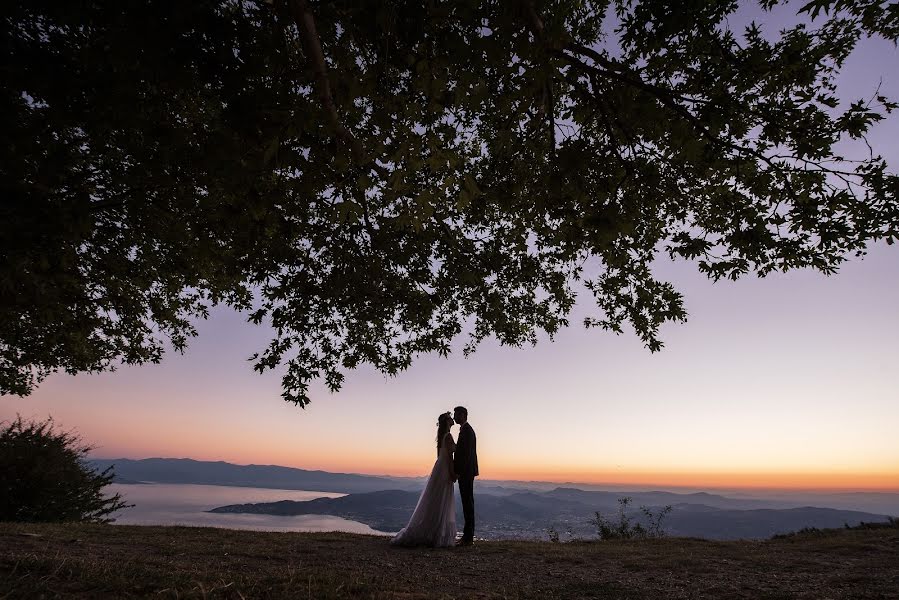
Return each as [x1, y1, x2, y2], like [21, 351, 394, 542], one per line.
[2, 0, 897, 405]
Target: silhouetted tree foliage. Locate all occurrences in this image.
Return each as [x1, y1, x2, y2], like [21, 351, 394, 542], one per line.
[2, 1, 897, 405]
[0, 416, 130, 523]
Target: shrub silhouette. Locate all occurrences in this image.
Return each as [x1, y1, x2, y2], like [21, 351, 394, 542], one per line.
[0, 416, 130, 522]
[591, 497, 672, 540]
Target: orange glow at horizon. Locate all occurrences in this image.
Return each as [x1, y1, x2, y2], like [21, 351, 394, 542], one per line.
[92, 443, 898, 491]
[478, 467, 899, 491]
[90, 438, 899, 491]
[78, 404, 899, 492]
[71, 408, 896, 491]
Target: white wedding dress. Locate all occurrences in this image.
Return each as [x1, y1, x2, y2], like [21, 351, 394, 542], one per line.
[390, 432, 457, 547]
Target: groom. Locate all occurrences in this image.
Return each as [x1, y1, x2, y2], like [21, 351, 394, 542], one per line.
[452, 405, 478, 546]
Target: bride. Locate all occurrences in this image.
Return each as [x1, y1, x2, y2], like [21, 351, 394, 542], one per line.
[390, 412, 457, 547]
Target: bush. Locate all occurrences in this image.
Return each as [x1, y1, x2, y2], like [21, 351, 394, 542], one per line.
[591, 497, 672, 540]
[0, 416, 131, 523]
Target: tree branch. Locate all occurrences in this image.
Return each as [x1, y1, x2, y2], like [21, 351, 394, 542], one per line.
[286, 1, 353, 148]
[523, 1, 545, 38]
[283, 0, 387, 179]
[523, 2, 555, 157]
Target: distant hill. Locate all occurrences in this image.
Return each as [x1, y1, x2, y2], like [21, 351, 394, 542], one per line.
[663, 504, 893, 539]
[90, 457, 424, 494]
[210, 488, 892, 540]
[541, 487, 794, 511]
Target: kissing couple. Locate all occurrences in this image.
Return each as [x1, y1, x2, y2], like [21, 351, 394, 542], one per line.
[391, 406, 479, 547]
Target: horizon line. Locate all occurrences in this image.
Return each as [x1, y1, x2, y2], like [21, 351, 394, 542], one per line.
[91, 454, 899, 493]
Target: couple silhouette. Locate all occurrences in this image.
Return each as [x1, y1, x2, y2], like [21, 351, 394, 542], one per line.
[390, 406, 478, 547]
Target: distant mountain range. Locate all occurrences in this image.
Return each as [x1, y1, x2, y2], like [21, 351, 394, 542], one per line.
[90, 457, 423, 494]
[210, 488, 892, 540]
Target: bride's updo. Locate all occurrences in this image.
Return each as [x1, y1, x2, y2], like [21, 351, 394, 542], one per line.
[436, 412, 453, 449]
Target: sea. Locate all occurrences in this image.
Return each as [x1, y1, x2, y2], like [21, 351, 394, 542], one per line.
[106, 482, 390, 535]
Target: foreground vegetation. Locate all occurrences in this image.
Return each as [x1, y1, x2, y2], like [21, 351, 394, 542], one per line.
[2, 522, 898, 599]
[0, 417, 129, 523]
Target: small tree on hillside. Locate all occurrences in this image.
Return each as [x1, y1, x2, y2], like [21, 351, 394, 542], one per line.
[591, 496, 672, 540]
[0, 416, 131, 523]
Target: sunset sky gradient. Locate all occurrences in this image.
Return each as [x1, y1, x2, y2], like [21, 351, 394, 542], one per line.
[3, 4, 898, 491]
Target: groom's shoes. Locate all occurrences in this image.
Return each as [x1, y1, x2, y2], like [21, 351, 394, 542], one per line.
[455, 538, 473, 547]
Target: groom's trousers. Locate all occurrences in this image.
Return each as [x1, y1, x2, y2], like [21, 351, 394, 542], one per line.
[459, 476, 475, 541]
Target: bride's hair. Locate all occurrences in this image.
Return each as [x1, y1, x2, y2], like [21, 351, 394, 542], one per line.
[436, 412, 453, 449]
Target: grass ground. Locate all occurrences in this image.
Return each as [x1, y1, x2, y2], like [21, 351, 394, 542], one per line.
[1, 521, 898, 599]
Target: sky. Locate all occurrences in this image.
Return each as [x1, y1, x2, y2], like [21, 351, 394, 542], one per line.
[3, 4, 898, 491]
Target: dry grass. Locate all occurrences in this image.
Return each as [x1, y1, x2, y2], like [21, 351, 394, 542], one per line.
[1, 522, 898, 599]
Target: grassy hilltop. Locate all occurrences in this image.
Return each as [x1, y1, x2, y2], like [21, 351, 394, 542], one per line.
[2, 522, 897, 599]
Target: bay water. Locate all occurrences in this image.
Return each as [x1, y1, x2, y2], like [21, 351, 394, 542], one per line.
[107, 482, 389, 535]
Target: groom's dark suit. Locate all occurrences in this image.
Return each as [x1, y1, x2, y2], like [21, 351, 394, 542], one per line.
[453, 422, 478, 542]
